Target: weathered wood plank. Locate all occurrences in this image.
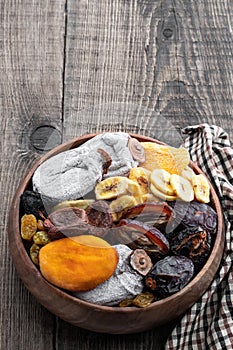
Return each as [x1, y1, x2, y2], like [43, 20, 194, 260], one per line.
[63, 0, 232, 142]
[0, 0, 65, 349]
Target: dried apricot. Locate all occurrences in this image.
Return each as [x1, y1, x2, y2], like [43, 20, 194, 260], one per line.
[39, 235, 119, 292]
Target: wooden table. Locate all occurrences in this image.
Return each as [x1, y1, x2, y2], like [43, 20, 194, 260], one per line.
[1, 1, 232, 349]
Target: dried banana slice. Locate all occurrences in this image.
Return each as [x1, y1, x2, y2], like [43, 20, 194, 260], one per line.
[150, 169, 176, 196]
[126, 179, 142, 197]
[51, 199, 95, 212]
[150, 184, 177, 201]
[192, 174, 210, 203]
[95, 176, 129, 200]
[129, 167, 151, 195]
[142, 193, 160, 203]
[110, 195, 137, 216]
[181, 166, 196, 184]
[170, 174, 194, 202]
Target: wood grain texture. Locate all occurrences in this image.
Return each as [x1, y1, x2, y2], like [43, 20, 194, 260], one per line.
[1, 0, 232, 349]
[63, 0, 232, 142]
[0, 0, 65, 349]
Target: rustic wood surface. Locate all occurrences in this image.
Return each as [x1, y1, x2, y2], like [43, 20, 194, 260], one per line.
[0, 0, 232, 349]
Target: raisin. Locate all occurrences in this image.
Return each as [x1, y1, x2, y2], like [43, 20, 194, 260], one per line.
[21, 214, 37, 241]
[132, 292, 154, 308]
[20, 190, 47, 219]
[37, 219, 45, 231]
[119, 298, 134, 307]
[30, 243, 41, 265]
[33, 231, 51, 245]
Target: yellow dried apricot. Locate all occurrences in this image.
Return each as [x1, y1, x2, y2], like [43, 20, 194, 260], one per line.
[39, 235, 118, 292]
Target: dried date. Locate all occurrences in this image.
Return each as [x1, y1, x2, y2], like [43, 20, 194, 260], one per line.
[170, 226, 211, 272]
[145, 255, 194, 298]
[167, 201, 217, 237]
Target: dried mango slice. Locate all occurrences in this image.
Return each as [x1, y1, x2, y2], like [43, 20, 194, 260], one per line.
[39, 235, 118, 292]
[140, 142, 190, 175]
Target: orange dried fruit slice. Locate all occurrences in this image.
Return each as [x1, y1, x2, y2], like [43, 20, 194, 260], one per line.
[140, 142, 190, 175]
[39, 235, 118, 292]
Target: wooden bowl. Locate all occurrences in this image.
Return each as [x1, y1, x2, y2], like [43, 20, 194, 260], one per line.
[8, 133, 225, 334]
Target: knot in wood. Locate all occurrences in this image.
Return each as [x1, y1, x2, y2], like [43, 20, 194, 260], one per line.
[30, 125, 61, 151]
[163, 28, 173, 39]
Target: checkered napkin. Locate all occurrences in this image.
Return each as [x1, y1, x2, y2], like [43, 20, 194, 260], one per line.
[165, 124, 233, 350]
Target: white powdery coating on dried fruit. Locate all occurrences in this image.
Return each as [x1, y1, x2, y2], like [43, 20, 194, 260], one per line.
[32, 132, 138, 206]
[73, 244, 144, 306]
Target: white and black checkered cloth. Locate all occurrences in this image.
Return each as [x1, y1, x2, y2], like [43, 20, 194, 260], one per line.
[165, 124, 233, 349]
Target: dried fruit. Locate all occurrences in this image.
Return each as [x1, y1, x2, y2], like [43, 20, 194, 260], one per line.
[128, 138, 145, 163]
[170, 174, 194, 202]
[49, 207, 87, 226]
[37, 219, 45, 231]
[74, 244, 144, 306]
[145, 256, 194, 297]
[95, 176, 129, 200]
[118, 219, 169, 257]
[33, 231, 52, 246]
[51, 199, 95, 212]
[119, 298, 134, 307]
[30, 243, 41, 265]
[170, 226, 211, 272]
[168, 201, 217, 236]
[86, 200, 113, 236]
[21, 214, 38, 241]
[142, 193, 160, 203]
[150, 169, 175, 196]
[181, 166, 195, 183]
[109, 195, 137, 220]
[121, 202, 175, 228]
[192, 174, 210, 203]
[45, 207, 89, 237]
[97, 148, 112, 176]
[20, 190, 47, 219]
[130, 249, 153, 276]
[39, 235, 119, 292]
[129, 167, 151, 194]
[132, 292, 154, 308]
[150, 184, 177, 201]
[140, 142, 190, 174]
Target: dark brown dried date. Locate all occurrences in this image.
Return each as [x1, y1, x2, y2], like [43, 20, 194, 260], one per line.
[170, 226, 211, 272]
[167, 201, 217, 237]
[121, 202, 175, 229]
[114, 219, 169, 259]
[145, 255, 194, 298]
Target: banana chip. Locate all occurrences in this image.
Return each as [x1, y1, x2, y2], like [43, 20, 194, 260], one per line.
[170, 174, 194, 202]
[192, 174, 210, 203]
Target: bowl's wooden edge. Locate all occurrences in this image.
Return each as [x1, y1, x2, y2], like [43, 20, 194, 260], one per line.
[7, 132, 225, 334]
